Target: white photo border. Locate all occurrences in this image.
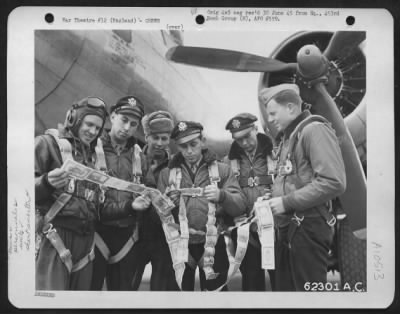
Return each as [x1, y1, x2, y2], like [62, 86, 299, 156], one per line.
[7, 6, 395, 309]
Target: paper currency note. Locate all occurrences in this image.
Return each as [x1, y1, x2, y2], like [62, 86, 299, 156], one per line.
[179, 221, 189, 238]
[61, 159, 176, 214]
[152, 193, 175, 215]
[61, 159, 91, 179]
[203, 268, 219, 280]
[162, 222, 180, 241]
[207, 215, 216, 225]
[202, 256, 214, 267]
[179, 187, 203, 197]
[262, 246, 275, 269]
[205, 235, 218, 247]
[87, 170, 109, 184]
[206, 225, 218, 236]
[177, 239, 188, 262]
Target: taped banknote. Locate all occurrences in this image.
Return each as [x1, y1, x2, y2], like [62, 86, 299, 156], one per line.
[61, 159, 175, 214]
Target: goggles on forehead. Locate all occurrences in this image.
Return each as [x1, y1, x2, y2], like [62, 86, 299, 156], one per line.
[73, 97, 107, 110]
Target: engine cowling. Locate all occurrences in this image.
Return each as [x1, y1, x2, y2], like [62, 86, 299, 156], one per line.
[258, 31, 366, 172]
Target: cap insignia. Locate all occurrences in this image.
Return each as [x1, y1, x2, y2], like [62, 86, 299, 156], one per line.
[128, 97, 137, 107]
[232, 119, 241, 129]
[178, 122, 187, 132]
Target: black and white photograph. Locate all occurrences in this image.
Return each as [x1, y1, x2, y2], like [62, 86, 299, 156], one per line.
[7, 6, 394, 309]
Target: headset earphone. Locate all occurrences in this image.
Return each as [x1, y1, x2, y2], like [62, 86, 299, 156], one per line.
[65, 103, 80, 129]
[65, 97, 108, 130]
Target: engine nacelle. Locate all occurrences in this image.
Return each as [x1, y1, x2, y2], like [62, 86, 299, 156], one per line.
[258, 31, 366, 171]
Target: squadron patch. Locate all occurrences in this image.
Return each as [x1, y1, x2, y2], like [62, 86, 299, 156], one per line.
[232, 119, 241, 129]
[178, 122, 187, 131]
[128, 97, 137, 107]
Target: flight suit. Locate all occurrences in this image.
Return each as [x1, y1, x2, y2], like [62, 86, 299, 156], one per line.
[130, 146, 179, 291]
[90, 132, 146, 290]
[35, 129, 99, 290]
[157, 149, 246, 291]
[272, 110, 346, 291]
[226, 133, 275, 291]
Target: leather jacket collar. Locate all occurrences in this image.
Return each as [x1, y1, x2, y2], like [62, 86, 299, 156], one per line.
[228, 133, 273, 160]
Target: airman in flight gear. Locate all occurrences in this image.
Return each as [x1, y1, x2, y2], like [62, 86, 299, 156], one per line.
[259, 83, 346, 291]
[90, 96, 151, 291]
[157, 121, 246, 291]
[131, 110, 179, 291]
[35, 96, 108, 290]
[225, 112, 275, 291]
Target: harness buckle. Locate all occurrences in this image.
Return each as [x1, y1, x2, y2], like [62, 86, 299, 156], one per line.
[132, 175, 142, 184]
[67, 178, 75, 193]
[291, 213, 304, 226]
[43, 223, 56, 235]
[98, 186, 106, 203]
[327, 215, 337, 227]
[267, 169, 276, 183]
[84, 189, 95, 202]
[248, 176, 260, 187]
[210, 176, 221, 184]
[267, 169, 276, 176]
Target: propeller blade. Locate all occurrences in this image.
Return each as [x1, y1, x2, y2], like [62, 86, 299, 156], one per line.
[311, 83, 366, 232]
[166, 46, 296, 72]
[323, 31, 366, 60]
